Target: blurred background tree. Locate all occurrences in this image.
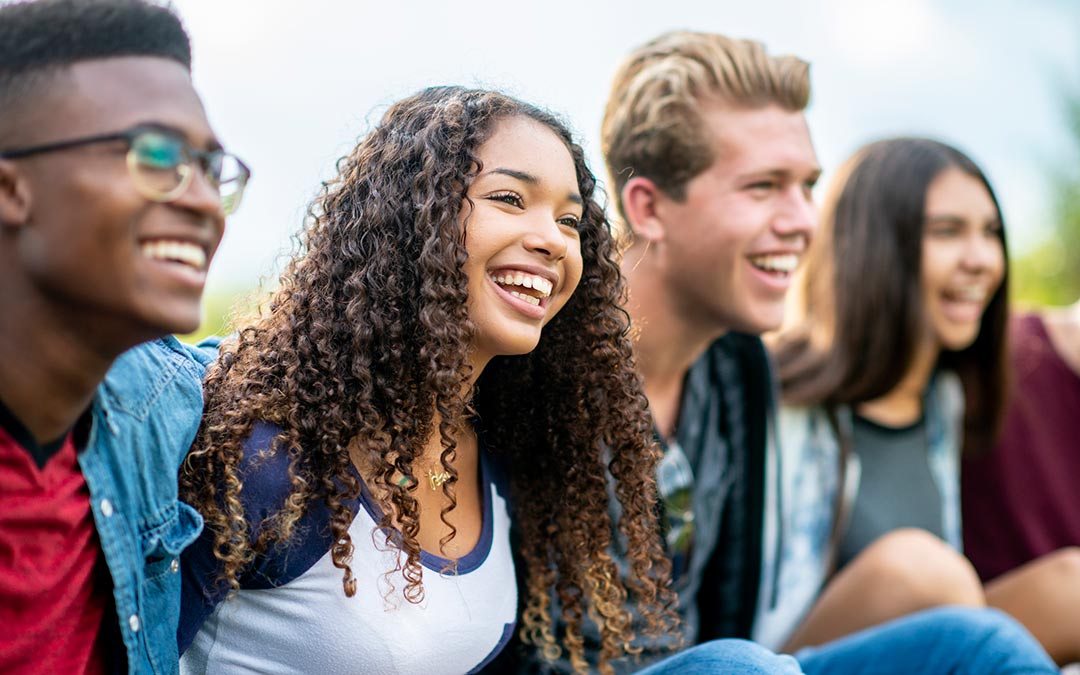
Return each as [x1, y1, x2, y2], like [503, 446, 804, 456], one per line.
[1012, 89, 1080, 308]
[178, 284, 261, 344]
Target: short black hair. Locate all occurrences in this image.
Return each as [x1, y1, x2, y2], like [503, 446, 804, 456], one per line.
[0, 0, 190, 73]
[0, 0, 191, 141]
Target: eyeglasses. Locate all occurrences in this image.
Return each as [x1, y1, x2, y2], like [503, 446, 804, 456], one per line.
[656, 436, 695, 581]
[0, 124, 251, 215]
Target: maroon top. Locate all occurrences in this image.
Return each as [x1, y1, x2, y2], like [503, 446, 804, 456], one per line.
[962, 313, 1080, 582]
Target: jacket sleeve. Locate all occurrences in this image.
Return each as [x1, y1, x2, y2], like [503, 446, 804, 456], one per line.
[177, 422, 361, 653]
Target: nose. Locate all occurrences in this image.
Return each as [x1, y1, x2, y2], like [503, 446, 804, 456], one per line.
[773, 184, 818, 242]
[522, 213, 571, 261]
[961, 230, 1003, 271]
[175, 166, 227, 222]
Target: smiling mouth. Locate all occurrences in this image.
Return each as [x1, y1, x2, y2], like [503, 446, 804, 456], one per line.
[140, 239, 207, 272]
[749, 253, 799, 278]
[943, 285, 990, 303]
[490, 271, 553, 307]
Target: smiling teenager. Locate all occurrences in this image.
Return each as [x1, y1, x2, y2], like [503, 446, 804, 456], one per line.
[0, 1, 249, 673]
[771, 138, 1077, 664]
[178, 86, 698, 675]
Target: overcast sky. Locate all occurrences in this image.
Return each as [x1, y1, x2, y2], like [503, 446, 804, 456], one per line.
[170, 0, 1080, 295]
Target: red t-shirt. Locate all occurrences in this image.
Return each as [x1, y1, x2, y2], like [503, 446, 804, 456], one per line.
[0, 416, 111, 674]
[962, 313, 1080, 582]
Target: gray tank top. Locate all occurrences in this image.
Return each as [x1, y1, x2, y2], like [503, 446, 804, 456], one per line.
[837, 414, 944, 569]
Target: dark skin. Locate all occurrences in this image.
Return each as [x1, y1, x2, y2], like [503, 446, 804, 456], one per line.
[0, 57, 225, 446]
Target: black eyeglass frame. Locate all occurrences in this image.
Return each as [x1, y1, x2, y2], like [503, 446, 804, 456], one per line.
[0, 124, 251, 214]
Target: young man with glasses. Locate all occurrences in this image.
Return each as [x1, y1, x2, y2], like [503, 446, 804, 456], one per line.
[0, 1, 249, 672]
[494, 30, 1057, 675]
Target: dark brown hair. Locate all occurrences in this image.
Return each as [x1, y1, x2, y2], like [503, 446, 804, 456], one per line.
[181, 86, 677, 675]
[774, 137, 1009, 454]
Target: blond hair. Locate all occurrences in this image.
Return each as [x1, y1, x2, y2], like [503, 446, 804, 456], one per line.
[602, 31, 810, 223]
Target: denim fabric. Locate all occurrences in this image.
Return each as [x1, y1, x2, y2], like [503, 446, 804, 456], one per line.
[78, 337, 212, 674]
[797, 607, 1057, 675]
[636, 640, 803, 675]
[635, 607, 1055, 675]
[758, 372, 965, 649]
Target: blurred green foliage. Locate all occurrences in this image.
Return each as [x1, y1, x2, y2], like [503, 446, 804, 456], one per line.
[177, 284, 261, 345]
[1011, 91, 1080, 308]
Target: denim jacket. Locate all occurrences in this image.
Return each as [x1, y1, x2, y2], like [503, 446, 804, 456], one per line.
[79, 337, 212, 674]
[752, 371, 964, 650]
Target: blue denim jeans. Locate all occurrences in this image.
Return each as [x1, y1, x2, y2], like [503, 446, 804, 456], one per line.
[637, 639, 801, 675]
[797, 607, 1056, 675]
[637, 607, 1055, 675]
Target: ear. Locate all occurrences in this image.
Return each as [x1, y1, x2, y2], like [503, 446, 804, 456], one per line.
[621, 176, 667, 244]
[0, 159, 31, 228]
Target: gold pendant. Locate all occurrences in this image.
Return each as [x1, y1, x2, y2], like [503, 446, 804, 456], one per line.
[427, 469, 452, 491]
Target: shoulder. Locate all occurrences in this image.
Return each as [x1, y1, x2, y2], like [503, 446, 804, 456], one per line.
[1010, 311, 1047, 343]
[101, 336, 215, 418]
[181, 420, 358, 612]
[95, 336, 220, 470]
[231, 422, 302, 527]
[236, 422, 361, 587]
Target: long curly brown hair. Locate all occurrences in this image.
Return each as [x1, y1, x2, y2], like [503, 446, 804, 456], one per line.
[181, 86, 678, 674]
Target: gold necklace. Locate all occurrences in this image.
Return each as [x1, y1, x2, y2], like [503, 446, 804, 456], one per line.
[395, 467, 453, 491]
[425, 468, 452, 491]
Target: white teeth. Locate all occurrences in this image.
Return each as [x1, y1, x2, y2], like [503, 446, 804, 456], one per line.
[946, 287, 988, 302]
[508, 290, 540, 306]
[749, 253, 799, 273]
[140, 240, 206, 270]
[491, 272, 553, 298]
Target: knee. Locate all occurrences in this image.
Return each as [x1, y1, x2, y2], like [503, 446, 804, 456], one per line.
[855, 528, 984, 607]
[1039, 546, 1080, 581]
[679, 639, 803, 674]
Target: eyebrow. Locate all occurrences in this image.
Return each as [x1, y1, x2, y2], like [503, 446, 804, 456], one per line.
[486, 166, 583, 205]
[490, 167, 536, 183]
[926, 215, 965, 224]
[925, 214, 1002, 227]
[738, 167, 822, 182]
[138, 120, 223, 151]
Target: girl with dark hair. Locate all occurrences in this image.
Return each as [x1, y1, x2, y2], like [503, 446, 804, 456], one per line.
[764, 137, 1077, 665]
[175, 86, 811, 675]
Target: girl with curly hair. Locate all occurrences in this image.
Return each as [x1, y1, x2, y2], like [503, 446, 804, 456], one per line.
[174, 86, 697, 675]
